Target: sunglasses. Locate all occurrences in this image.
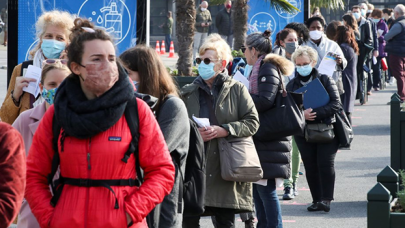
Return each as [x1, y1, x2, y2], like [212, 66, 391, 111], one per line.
[43, 59, 68, 65]
[195, 57, 220, 65]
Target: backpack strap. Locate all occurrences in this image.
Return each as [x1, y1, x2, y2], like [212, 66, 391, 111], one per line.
[123, 97, 143, 184]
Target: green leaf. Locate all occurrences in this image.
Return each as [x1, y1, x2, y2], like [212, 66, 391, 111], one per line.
[210, 0, 299, 13]
[310, 0, 345, 10]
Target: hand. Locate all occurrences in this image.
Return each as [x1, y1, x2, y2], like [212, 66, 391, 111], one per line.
[373, 50, 379, 57]
[13, 77, 37, 100]
[211, 125, 229, 138]
[201, 23, 206, 27]
[126, 213, 132, 226]
[198, 126, 218, 142]
[304, 108, 316, 121]
[335, 55, 343, 65]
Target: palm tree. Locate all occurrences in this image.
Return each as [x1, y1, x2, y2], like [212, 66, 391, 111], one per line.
[176, 0, 196, 76]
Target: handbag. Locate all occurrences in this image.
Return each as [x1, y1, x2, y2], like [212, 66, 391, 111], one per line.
[217, 136, 263, 182]
[305, 123, 335, 143]
[334, 110, 354, 147]
[254, 69, 305, 141]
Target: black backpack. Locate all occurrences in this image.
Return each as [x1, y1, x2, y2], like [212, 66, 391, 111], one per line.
[156, 96, 206, 217]
[48, 97, 143, 209]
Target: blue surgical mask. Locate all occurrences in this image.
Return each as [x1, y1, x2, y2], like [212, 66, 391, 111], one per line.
[296, 64, 313, 77]
[372, 18, 380, 23]
[244, 64, 253, 78]
[42, 87, 58, 105]
[353, 12, 361, 20]
[133, 81, 139, 91]
[41, 39, 66, 59]
[198, 62, 216, 80]
[361, 9, 366, 17]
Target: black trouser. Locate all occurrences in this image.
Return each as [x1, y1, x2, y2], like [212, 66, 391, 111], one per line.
[356, 53, 367, 99]
[294, 135, 339, 203]
[366, 58, 374, 92]
[182, 207, 235, 228]
[346, 112, 352, 125]
[372, 57, 383, 89]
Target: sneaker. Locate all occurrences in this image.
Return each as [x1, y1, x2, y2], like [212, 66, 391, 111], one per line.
[389, 77, 396, 85]
[244, 218, 255, 228]
[317, 201, 331, 212]
[283, 187, 295, 200]
[367, 91, 372, 95]
[307, 202, 322, 211]
[292, 183, 299, 196]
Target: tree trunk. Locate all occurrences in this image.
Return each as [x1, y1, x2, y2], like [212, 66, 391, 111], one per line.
[176, 0, 196, 76]
[232, 0, 249, 51]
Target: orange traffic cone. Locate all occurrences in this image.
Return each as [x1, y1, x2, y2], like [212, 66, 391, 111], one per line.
[155, 41, 160, 54]
[161, 40, 166, 55]
[169, 41, 175, 58]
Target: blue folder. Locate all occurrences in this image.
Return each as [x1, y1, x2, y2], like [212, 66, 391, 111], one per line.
[294, 78, 330, 109]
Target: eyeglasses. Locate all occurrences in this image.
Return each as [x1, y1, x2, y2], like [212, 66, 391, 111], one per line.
[43, 59, 68, 65]
[195, 57, 220, 65]
[241, 46, 246, 53]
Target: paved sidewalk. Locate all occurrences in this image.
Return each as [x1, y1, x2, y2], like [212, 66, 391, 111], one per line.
[1, 46, 394, 227]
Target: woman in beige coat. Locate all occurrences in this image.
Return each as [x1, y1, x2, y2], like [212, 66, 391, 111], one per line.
[0, 10, 74, 124]
[181, 34, 259, 228]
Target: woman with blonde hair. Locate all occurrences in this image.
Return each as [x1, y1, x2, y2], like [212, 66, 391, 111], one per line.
[120, 45, 190, 228]
[13, 60, 71, 228]
[0, 10, 74, 124]
[181, 34, 259, 227]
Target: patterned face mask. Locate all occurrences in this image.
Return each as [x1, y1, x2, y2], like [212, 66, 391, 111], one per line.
[42, 87, 58, 105]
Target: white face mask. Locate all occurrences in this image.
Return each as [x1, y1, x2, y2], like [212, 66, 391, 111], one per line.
[309, 30, 323, 40]
[201, 7, 207, 11]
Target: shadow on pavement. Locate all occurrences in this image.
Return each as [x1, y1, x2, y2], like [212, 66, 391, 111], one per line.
[282, 201, 367, 218]
[353, 124, 390, 136]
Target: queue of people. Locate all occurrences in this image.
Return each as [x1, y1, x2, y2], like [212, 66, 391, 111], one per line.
[1, 3, 404, 228]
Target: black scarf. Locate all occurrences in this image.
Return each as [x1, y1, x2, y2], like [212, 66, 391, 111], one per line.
[54, 66, 134, 139]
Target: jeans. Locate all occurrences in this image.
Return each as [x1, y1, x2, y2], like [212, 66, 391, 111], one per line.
[388, 54, 405, 101]
[294, 136, 339, 202]
[165, 34, 172, 52]
[193, 32, 208, 60]
[220, 34, 234, 49]
[253, 180, 283, 228]
[182, 207, 235, 228]
[284, 138, 301, 187]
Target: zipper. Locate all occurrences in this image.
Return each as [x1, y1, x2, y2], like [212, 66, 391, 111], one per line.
[84, 137, 91, 228]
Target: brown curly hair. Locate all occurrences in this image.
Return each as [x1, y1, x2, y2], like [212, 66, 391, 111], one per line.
[334, 25, 359, 55]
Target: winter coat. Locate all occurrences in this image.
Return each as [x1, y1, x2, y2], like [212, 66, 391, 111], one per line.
[0, 122, 26, 227]
[12, 102, 46, 228]
[251, 54, 294, 179]
[215, 8, 233, 36]
[385, 16, 405, 57]
[286, 68, 342, 125]
[180, 73, 259, 212]
[25, 100, 175, 228]
[358, 17, 374, 61]
[0, 63, 33, 124]
[376, 19, 389, 58]
[195, 7, 212, 33]
[339, 43, 358, 113]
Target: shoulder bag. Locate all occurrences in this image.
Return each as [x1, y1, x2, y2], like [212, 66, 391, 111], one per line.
[218, 136, 263, 182]
[305, 123, 335, 143]
[334, 109, 354, 147]
[254, 68, 305, 141]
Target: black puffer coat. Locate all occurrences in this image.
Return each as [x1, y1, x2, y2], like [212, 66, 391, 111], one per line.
[250, 54, 294, 179]
[286, 68, 342, 125]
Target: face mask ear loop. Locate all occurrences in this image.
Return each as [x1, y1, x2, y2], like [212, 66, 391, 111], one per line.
[77, 62, 86, 81]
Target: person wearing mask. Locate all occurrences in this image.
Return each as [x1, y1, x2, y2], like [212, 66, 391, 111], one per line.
[25, 18, 175, 228]
[343, 14, 360, 41]
[370, 9, 389, 92]
[0, 10, 74, 125]
[385, 4, 405, 103]
[160, 11, 173, 53]
[216, 0, 233, 48]
[285, 22, 310, 45]
[359, 3, 379, 96]
[120, 45, 190, 228]
[383, 8, 394, 29]
[245, 30, 293, 228]
[352, 5, 373, 104]
[181, 34, 259, 228]
[12, 61, 70, 228]
[367, 3, 375, 15]
[272, 28, 299, 61]
[303, 17, 347, 94]
[287, 46, 342, 213]
[334, 26, 359, 124]
[193, 1, 212, 61]
[0, 122, 26, 227]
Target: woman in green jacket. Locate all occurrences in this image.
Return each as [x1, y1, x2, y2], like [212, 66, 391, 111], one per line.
[181, 34, 259, 228]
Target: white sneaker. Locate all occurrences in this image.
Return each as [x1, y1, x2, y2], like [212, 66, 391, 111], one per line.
[389, 77, 396, 85]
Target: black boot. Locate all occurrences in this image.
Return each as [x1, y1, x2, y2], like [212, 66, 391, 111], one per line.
[244, 217, 255, 228]
[317, 201, 331, 212]
[307, 202, 322, 211]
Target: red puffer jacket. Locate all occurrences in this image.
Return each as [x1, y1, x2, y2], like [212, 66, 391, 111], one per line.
[26, 99, 175, 228]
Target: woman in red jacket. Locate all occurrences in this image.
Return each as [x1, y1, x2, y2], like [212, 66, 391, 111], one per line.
[25, 18, 175, 228]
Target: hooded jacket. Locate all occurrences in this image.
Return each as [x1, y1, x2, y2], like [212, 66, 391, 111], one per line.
[251, 54, 294, 179]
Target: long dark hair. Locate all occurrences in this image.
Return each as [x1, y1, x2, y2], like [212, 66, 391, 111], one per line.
[335, 25, 359, 54]
[342, 14, 358, 32]
[119, 45, 179, 112]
